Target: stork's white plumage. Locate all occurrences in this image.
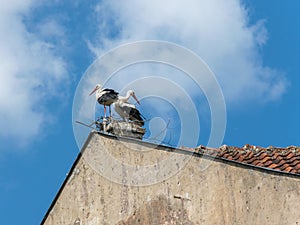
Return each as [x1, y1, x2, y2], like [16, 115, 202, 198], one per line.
[114, 90, 144, 126]
[89, 84, 119, 117]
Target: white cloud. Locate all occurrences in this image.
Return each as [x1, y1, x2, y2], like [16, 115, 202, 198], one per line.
[90, 0, 287, 103]
[0, 1, 68, 145]
[36, 19, 65, 40]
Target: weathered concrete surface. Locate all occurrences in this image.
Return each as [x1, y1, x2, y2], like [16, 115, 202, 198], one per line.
[117, 195, 194, 225]
[43, 132, 300, 225]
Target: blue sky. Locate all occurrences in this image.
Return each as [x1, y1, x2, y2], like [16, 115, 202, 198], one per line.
[0, 0, 299, 224]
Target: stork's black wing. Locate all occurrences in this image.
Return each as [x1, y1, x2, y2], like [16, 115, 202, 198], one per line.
[129, 108, 144, 126]
[102, 88, 119, 95]
[97, 89, 119, 105]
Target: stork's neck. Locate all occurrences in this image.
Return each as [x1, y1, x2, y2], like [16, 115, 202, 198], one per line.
[118, 91, 132, 102]
[95, 88, 103, 100]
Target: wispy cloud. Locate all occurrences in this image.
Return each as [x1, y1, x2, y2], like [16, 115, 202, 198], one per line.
[89, 0, 287, 103]
[0, 1, 68, 146]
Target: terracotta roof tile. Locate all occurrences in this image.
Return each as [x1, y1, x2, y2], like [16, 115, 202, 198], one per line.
[276, 160, 288, 168]
[294, 163, 300, 170]
[244, 151, 254, 159]
[244, 157, 257, 164]
[289, 160, 300, 167]
[291, 169, 298, 174]
[284, 152, 294, 159]
[262, 160, 273, 167]
[252, 159, 262, 166]
[268, 163, 278, 169]
[260, 156, 271, 164]
[279, 164, 290, 170]
[194, 144, 300, 175]
[283, 166, 293, 173]
[273, 156, 284, 165]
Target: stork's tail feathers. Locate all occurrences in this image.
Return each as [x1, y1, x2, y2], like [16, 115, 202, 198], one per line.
[129, 108, 145, 126]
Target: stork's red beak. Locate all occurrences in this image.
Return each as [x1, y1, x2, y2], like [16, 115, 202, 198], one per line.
[133, 93, 140, 105]
[89, 87, 97, 96]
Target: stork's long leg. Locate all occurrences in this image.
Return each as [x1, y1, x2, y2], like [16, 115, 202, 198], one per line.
[104, 105, 107, 118]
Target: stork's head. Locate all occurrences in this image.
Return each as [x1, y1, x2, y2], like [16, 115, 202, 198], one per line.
[89, 84, 102, 96]
[128, 90, 140, 105]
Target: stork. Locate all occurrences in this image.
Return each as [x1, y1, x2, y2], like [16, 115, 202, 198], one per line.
[89, 84, 119, 117]
[114, 90, 144, 126]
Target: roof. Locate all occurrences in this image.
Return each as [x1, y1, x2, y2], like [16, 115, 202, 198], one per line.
[193, 144, 300, 175]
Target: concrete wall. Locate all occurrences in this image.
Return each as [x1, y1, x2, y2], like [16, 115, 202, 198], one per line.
[43, 132, 300, 225]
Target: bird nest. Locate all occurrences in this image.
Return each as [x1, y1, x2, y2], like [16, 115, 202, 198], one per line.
[96, 119, 146, 140]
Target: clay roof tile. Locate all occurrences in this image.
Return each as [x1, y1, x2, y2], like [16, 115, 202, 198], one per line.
[194, 144, 300, 175]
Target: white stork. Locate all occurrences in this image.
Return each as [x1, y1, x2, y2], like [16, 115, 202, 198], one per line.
[114, 90, 144, 126]
[89, 84, 119, 117]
